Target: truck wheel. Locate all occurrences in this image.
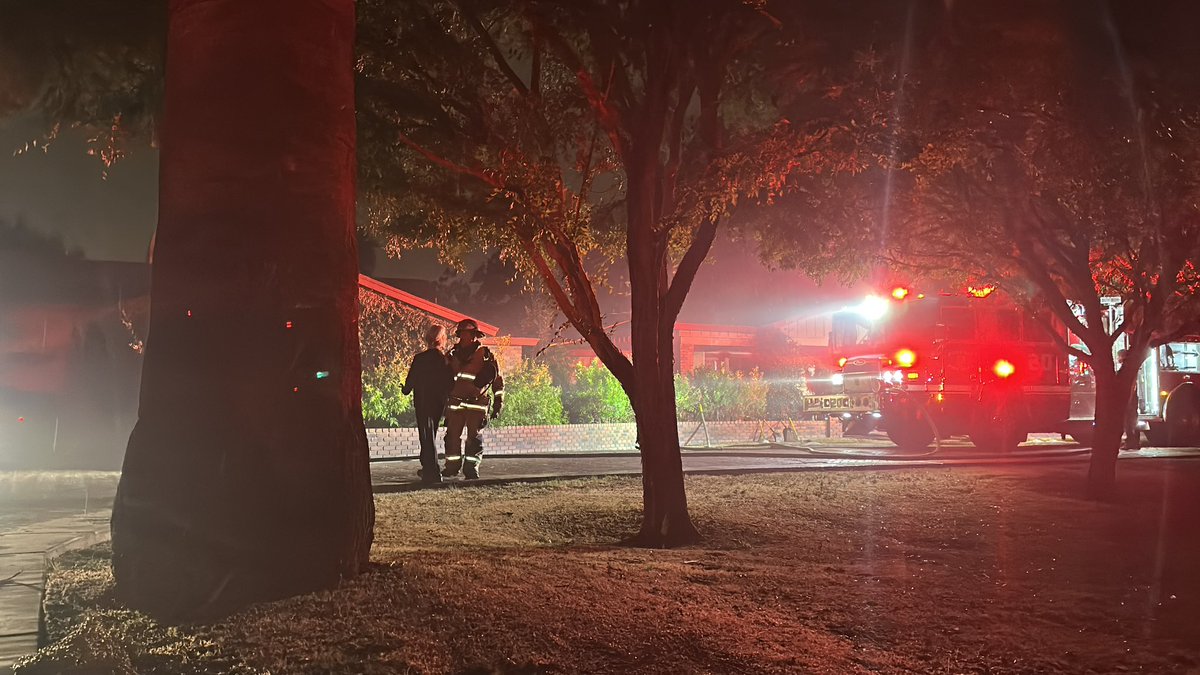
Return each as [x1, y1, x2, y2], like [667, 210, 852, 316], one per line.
[971, 426, 1028, 453]
[844, 417, 877, 436]
[885, 406, 936, 451]
[970, 392, 1027, 453]
[1163, 382, 1200, 447]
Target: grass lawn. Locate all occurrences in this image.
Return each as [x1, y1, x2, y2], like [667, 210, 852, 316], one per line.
[19, 460, 1200, 674]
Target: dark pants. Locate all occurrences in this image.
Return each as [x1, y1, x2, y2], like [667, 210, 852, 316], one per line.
[416, 408, 443, 474]
[1124, 393, 1141, 449]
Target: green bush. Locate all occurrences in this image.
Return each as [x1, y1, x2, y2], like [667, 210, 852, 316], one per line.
[563, 359, 635, 423]
[674, 373, 699, 419]
[675, 367, 768, 421]
[765, 368, 808, 420]
[361, 362, 415, 428]
[492, 360, 566, 426]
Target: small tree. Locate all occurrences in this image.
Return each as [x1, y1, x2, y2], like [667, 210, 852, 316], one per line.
[891, 3, 1200, 497]
[357, 0, 875, 544]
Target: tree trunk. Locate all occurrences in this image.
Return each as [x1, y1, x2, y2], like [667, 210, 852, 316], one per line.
[631, 331, 699, 547]
[1087, 370, 1135, 499]
[625, 165, 699, 548]
[110, 0, 373, 619]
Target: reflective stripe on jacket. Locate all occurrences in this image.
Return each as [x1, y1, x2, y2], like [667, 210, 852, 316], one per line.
[448, 342, 497, 407]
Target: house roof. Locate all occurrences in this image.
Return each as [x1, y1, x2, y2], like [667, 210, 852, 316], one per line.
[358, 274, 500, 336]
[0, 256, 150, 306]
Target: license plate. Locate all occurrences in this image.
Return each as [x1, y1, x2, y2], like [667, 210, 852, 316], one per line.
[804, 394, 876, 412]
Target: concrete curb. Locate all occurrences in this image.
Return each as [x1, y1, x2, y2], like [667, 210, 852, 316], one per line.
[369, 441, 1094, 461]
[40, 527, 111, 564]
[372, 451, 1109, 494]
[369, 444, 1093, 464]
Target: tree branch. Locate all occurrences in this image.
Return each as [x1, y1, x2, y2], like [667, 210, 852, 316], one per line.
[458, 1, 529, 96]
[661, 216, 719, 326]
[395, 131, 500, 188]
[534, 22, 629, 161]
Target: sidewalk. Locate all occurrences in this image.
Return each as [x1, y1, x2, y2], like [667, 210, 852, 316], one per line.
[0, 512, 111, 670]
[0, 472, 118, 670]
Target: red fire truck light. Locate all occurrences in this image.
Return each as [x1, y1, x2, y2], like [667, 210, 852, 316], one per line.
[837, 356, 848, 368]
[895, 349, 916, 368]
[993, 359, 1016, 378]
[891, 286, 909, 300]
[17, 417, 24, 423]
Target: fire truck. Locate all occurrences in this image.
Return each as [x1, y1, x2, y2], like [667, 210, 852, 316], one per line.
[805, 287, 1200, 451]
[1137, 340, 1200, 446]
[1070, 298, 1200, 447]
[805, 286, 1080, 451]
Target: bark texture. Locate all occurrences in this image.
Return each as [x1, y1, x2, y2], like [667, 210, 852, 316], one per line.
[1087, 369, 1137, 499]
[625, 151, 699, 548]
[111, 0, 374, 619]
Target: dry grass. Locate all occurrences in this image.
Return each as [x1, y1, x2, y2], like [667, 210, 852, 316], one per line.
[20, 461, 1200, 674]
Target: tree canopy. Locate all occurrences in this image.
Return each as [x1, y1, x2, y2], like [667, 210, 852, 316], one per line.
[0, 0, 163, 167]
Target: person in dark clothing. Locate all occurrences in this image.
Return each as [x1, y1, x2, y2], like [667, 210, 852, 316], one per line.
[403, 324, 452, 483]
[1117, 349, 1141, 450]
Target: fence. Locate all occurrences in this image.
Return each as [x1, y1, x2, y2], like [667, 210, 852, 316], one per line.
[368, 419, 841, 459]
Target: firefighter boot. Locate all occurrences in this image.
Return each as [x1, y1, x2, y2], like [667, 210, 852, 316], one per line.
[463, 436, 483, 479]
[442, 440, 463, 477]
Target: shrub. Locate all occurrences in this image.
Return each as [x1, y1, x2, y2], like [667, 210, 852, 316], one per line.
[676, 367, 768, 421]
[563, 359, 634, 423]
[765, 368, 808, 420]
[361, 362, 415, 428]
[492, 360, 566, 427]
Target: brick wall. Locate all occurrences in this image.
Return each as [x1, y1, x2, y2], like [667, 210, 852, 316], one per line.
[367, 419, 840, 460]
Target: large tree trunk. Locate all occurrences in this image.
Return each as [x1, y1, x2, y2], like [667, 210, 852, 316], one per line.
[111, 0, 373, 619]
[625, 167, 699, 548]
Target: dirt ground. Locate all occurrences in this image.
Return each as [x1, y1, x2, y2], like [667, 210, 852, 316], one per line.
[21, 460, 1200, 674]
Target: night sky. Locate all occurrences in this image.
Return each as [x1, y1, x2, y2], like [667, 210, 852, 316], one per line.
[0, 113, 158, 260]
[0, 113, 436, 277]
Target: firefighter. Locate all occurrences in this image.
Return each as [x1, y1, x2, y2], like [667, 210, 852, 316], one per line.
[442, 318, 504, 479]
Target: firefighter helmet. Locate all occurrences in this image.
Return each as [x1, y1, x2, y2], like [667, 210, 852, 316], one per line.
[455, 318, 483, 338]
